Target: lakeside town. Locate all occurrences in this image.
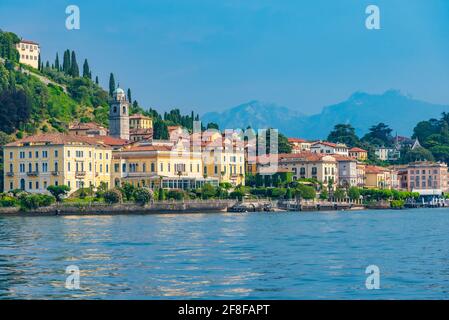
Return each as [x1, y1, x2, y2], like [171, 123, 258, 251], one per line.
[1, 37, 449, 213]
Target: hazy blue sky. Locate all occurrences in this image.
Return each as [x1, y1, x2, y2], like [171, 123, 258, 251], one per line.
[1, 0, 449, 115]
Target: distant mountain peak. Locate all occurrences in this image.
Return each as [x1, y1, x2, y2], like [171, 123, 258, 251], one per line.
[202, 91, 449, 139]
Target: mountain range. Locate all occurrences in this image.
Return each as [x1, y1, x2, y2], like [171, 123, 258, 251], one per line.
[201, 90, 449, 139]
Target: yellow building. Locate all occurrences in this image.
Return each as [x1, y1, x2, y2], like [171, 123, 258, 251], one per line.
[349, 147, 368, 161]
[16, 40, 40, 69]
[365, 165, 391, 189]
[288, 138, 311, 153]
[278, 152, 338, 186]
[112, 140, 218, 189]
[201, 133, 246, 186]
[3, 134, 112, 194]
[129, 114, 153, 129]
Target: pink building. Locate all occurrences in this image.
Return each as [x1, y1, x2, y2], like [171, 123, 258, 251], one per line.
[407, 162, 449, 195]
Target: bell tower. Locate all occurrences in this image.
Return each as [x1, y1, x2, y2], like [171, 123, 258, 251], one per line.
[109, 87, 130, 140]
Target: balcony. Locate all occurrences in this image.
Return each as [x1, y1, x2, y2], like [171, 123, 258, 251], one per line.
[27, 171, 39, 177]
[52, 171, 60, 176]
[75, 171, 86, 178]
[6, 172, 14, 177]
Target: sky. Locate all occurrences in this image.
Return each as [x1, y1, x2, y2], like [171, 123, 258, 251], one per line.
[1, 0, 449, 115]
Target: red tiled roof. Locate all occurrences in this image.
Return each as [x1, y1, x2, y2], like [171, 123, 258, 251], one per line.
[92, 136, 130, 147]
[69, 122, 105, 131]
[121, 145, 173, 152]
[365, 165, 389, 174]
[349, 147, 367, 152]
[332, 154, 357, 161]
[288, 138, 308, 143]
[129, 113, 151, 120]
[5, 133, 111, 148]
[278, 151, 336, 162]
[20, 39, 39, 45]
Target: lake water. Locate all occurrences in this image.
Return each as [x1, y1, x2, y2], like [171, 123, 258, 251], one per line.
[1, 208, 449, 299]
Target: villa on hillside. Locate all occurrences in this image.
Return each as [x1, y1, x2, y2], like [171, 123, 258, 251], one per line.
[310, 141, 349, 156]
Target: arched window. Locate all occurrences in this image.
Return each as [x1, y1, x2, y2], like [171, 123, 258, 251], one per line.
[20, 179, 25, 190]
[123, 106, 126, 115]
[113, 106, 117, 113]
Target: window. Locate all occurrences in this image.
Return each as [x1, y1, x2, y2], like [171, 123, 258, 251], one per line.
[43, 151, 48, 158]
[151, 163, 155, 172]
[122, 163, 126, 172]
[54, 150, 58, 157]
[100, 164, 103, 173]
[42, 163, 48, 172]
[114, 164, 119, 172]
[29, 181, 32, 190]
[36, 181, 39, 189]
[29, 151, 32, 158]
[89, 162, 92, 171]
[10, 182, 13, 190]
[68, 162, 71, 172]
[106, 164, 109, 173]
[9, 152, 13, 159]
[68, 181, 71, 188]
[44, 181, 47, 189]
[20, 151, 25, 159]
[9, 163, 13, 172]
[160, 163, 163, 171]
[28, 163, 32, 172]
[68, 150, 71, 157]
[20, 163, 25, 173]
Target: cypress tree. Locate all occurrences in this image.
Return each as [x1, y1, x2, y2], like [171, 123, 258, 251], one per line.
[82, 59, 91, 79]
[55, 53, 60, 71]
[45, 61, 50, 69]
[127, 88, 132, 103]
[109, 73, 115, 97]
[70, 51, 79, 77]
[38, 54, 41, 71]
[62, 50, 71, 73]
[95, 76, 99, 85]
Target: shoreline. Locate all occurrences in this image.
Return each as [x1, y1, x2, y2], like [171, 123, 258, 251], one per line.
[1, 199, 445, 217]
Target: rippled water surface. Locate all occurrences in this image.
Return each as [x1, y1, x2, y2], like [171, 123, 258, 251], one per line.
[1, 208, 449, 299]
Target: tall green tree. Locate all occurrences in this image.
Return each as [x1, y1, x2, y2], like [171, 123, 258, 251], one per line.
[109, 73, 115, 97]
[82, 59, 91, 79]
[127, 88, 132, 103]
[70, 51, 79, 77]
[62, 49, 71, 73]
[327, 124, 360, 147]
[362, 123, 393, 147]
[54, 53, 60, 71]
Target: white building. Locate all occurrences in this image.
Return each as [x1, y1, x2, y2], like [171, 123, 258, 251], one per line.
[16, 40, 40, 69]
[310, 141, 349, 156]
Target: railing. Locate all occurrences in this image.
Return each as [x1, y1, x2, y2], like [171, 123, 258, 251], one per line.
[52, 171, 60, 176]
[27, 171, 39, 176]
[6, 172, 14, 177]
[75, 171, 86, 178]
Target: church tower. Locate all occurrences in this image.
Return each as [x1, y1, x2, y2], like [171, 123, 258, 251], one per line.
[109, 87, 130, 140]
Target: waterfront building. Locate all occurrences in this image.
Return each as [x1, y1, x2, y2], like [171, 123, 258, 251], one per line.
[129, 114, 153, 142]
[109, 87, 130, 140]
[348, 147, 368, 161]
[16, 39, 40, 69]
[111, 140, 217, 190]
[333, 155, 358, 187]
[356, 163, 366, 187]
[365, 165, 392, 189]
[310, 141, 349, 156]
[406, 161, 449, 195]
[202, 133, 245, 186]
[278, 152, 338, 186]
[3, 134, 113, 194]
[288, 138, 311, 153]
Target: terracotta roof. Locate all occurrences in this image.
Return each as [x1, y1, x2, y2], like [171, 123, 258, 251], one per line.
[20, 39, 39, 45]
[5, 133, 111, 148]
[288, 138, 308, 143]
[92, 136, 130, 147]
[349, 147, 367, 152]
[69, 122, 106, 131]
[278, 151, 336, 162]
[129, 113, 151, 120]
[365, 165, 389, 174]
[121, 145, 173, 152]
[332, 154, 357, 161]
